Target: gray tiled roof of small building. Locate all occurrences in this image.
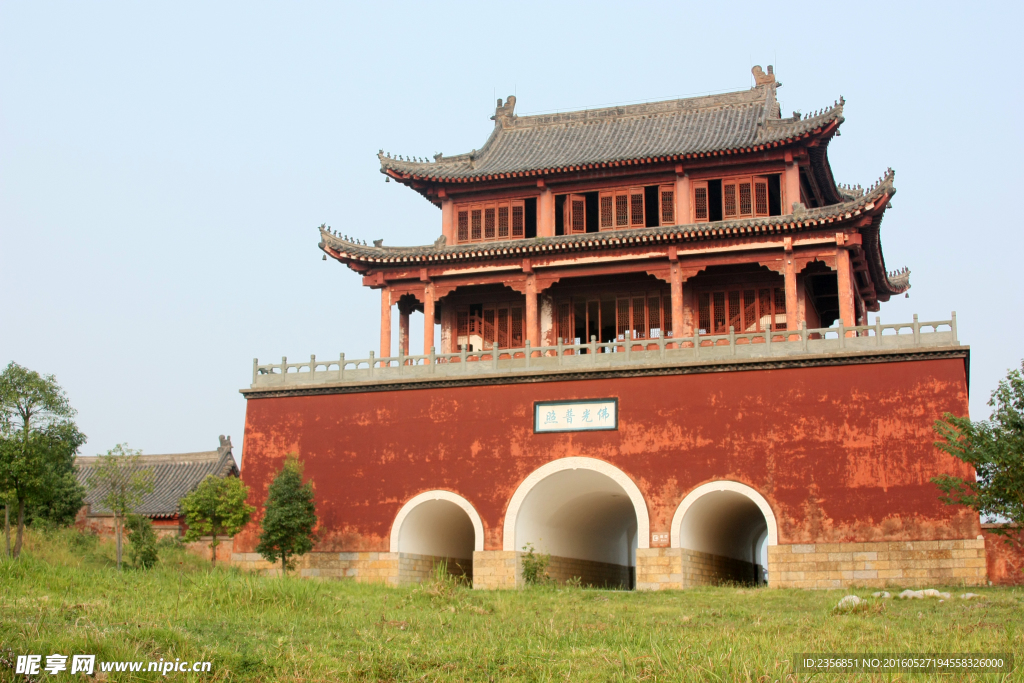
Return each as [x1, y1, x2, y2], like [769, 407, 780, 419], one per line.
[75, 436, 239, 518]
[378, 84, 844, 181]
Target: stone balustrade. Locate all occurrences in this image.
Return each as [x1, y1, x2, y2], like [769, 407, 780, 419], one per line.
[250, 313, 960, 390]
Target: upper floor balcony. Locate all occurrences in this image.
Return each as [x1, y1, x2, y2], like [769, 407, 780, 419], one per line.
[245, 314, 962, 394]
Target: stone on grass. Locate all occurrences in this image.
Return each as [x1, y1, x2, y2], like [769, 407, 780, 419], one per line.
[960, 593, 981, 600]
[836, 595, 862, 610]
[872, 591, 891, 599]
[899, 589, 950, 600]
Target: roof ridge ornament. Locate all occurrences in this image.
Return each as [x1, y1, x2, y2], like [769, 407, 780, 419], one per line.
[751, 64, 777, 87]
[491, 95, 517, 128]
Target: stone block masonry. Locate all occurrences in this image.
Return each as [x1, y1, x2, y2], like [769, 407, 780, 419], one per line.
[636, 548, 757, 590]
[768, 539, 987, 589]
[231, 551, 400, 585]
[545, 555, 632, 589]
[472, 551, 521, 590]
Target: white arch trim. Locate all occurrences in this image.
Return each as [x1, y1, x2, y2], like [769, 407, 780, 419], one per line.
[502, 457, 650, 551]
[670, 480, 778, 549]
[389, 490, 485, 553]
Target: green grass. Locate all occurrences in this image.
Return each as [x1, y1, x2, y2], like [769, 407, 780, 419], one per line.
[1, 529, 1022, 682]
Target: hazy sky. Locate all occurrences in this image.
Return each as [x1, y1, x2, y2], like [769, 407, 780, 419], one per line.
[2, 2, 1021, 462]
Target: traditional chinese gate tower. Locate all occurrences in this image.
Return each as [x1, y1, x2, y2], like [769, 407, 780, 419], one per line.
[233, 67, 991, 589]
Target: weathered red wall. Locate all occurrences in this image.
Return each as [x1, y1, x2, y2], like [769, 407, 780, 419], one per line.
[982, 526, 1024, 585]
[234, 357, 977, 553]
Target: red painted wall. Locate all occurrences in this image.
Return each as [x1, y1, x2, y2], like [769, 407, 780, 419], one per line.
[234, 357, 977, 553]
[983, 526, 1024, 585]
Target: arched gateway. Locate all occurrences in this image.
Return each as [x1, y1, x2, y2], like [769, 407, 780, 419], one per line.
[390, 491, 484, 584]
[502, 457, 650, 589]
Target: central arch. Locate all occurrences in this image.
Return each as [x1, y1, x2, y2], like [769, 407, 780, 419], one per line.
[671, 480, 777, 585]
[503, 457, 650, 588]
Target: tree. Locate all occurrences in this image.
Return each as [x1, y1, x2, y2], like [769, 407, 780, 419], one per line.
[256, 455, 317, 575]
[181, 474, 255, 567]
[0, 362, 86, 559]
[933, 360, 1024, 563]
[125, 514, 159, 569]
[88, 444, 155, 570]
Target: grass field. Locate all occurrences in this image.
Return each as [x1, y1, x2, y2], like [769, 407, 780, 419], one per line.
[1, 529, 1021, 682]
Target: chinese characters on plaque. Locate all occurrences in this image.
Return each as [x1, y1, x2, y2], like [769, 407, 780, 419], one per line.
[534, 399, 618, 433]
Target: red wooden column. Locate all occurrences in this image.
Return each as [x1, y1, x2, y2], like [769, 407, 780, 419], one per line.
[674, 166, 690, 224]
[423, 282, 435, 354]
[836, 246, 856, 333]
[440, 197, 453, 244]
[398, 307, 410, 356]
[669, 248, 684, 345]
[537, 180, 554, 237]
[784, 152, 801, 213]
[379, 287, 392, 359]
[525, 273, 539, 351]
[783, 237, 799, 338]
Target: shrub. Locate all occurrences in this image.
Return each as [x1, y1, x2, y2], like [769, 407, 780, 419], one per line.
[520, 543, 550, 586]
[125, 514, 158, 569]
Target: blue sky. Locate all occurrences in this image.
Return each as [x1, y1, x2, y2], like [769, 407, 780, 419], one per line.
[2, 1, 1021, 460]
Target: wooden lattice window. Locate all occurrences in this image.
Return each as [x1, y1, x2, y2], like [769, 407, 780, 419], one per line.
[454, 200, 527, 244]
[600, 195, 613, 228]
[723, 181, 737, 218]
[599, 187, 645, 230]
[754, 178, 768, 216]
[456, 305, 525, 351]
[484, 207, 496, 240]
[717, 175, 770, 220]
[471, 209, 482, 241]
[510, 307, 524, 347]
[698, 286, 787, 334]
[660, 185, 675, 225]
[497, 206, 509, 238]
[511, 201, 524, 237]
[692, 181, 709, 222]
[557, 302, 572, 342]
[563, 194, 586, 234]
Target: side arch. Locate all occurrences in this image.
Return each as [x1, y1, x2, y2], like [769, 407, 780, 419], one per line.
[670, 479, 778, 549]
[389, 490, 485, 554]
[502, 457, 650, 551]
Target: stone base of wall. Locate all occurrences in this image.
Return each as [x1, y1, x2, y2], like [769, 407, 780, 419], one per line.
[545, 555, 632, 588]
[472, 551, 521, 589]
[769, 538, 987, 589]
[232, 551, 401, 584]
[397, 553, 473, 584]
[637, 548, 758, 590]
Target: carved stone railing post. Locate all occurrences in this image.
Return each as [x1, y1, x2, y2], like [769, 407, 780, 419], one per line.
[310, 354, 316, 382]
[800, 321, 808, 352]
[913, 314, 921, 345]
[252, 358, 258, 385]
[281, 356, 288, 385]
[557, 337, 564, 366]
[875, 316, 882, 346]
[729, 325, 736, 356]
[693, 331, 700, 359]
[429, 347, 436, 373]
[624, 331, 632, 362]
[492, 342, 499, 371]
[590, 335, 597, 358]
[951, 311, 958, 345]
[524, 341, 531, 369]
[837, 321, 845, 349]
[368, 351, 375, 378]
[339, 353, 345, 382]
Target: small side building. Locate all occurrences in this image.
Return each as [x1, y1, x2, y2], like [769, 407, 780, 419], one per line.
[75, 436, 239, 539]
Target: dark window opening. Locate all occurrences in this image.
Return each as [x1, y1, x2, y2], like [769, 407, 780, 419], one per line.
[644, 186, 660, 227]
[554, 195, 565, 236]
[524, 197, 537, 238]
[708, 180, 723, 222]
[585, 192, 599, 233]
[767, 174, 781, 216]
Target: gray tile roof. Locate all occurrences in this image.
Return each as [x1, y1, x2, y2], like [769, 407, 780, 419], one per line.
[378, 83, 844, 183]
[76, 436, 239, 518]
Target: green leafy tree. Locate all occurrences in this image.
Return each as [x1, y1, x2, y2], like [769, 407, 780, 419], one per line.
[88, 444, 155, 570]
[256, 455, 317, 575]
[181, 474, 255, 567]
[125, 513, 159, 569]
[0, 362, 86, 559]
[933, 360, 1024, 563]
